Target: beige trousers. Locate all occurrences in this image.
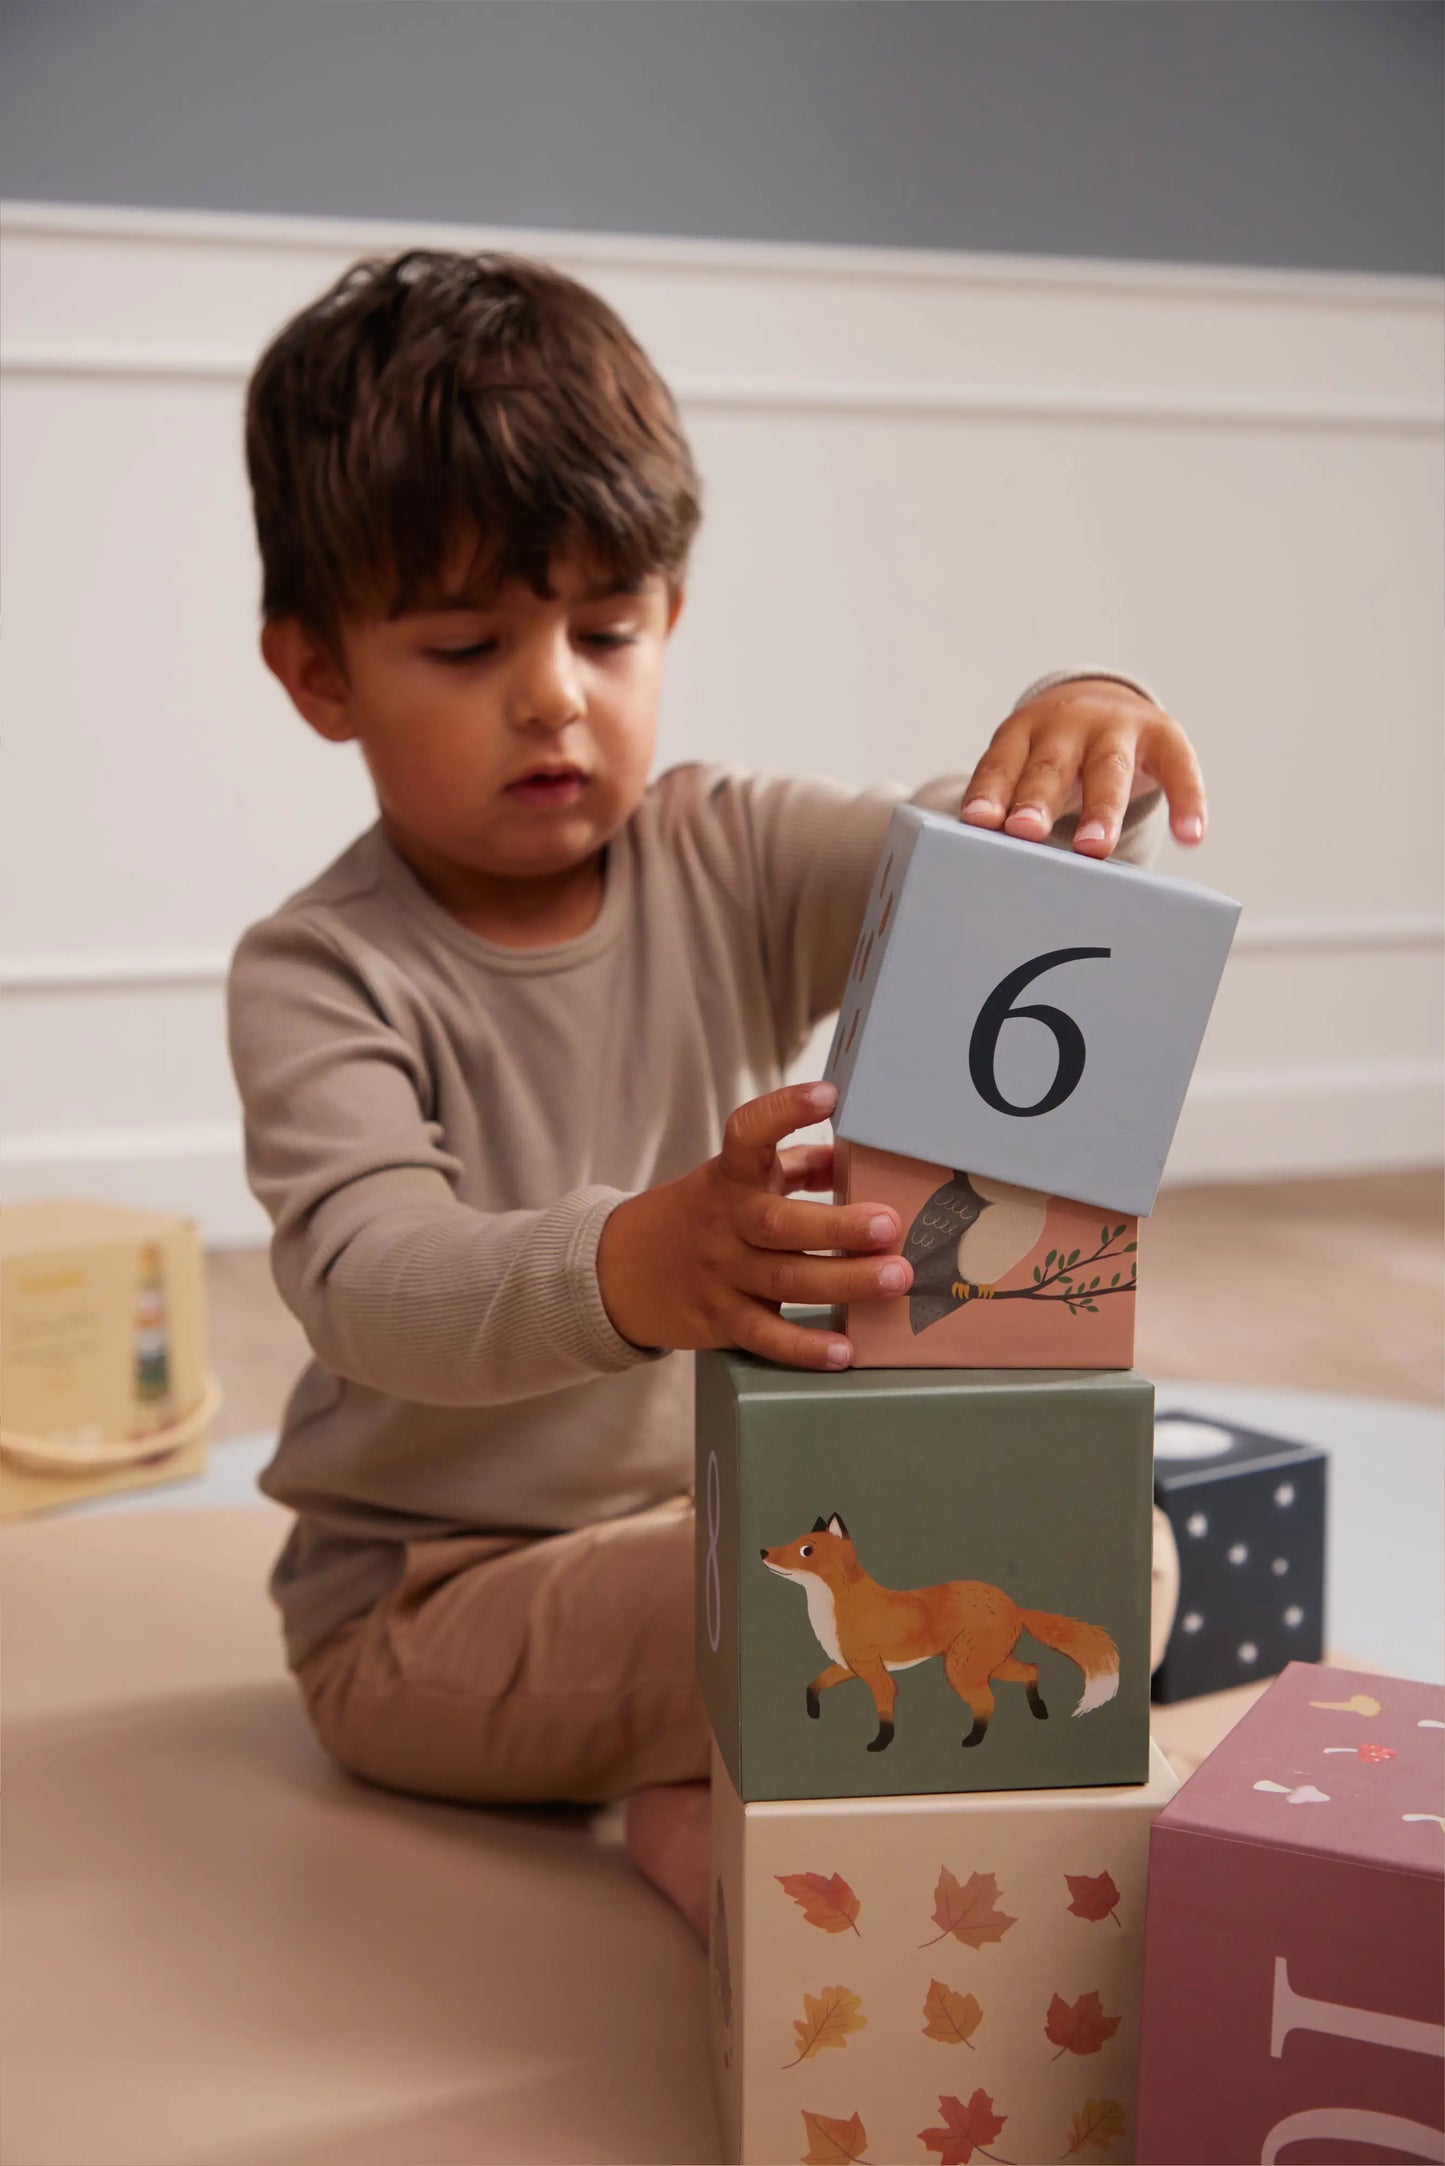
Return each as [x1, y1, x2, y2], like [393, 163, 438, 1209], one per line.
[294, 1493, 713, 1806]
[294, 1495, 1181, 1809]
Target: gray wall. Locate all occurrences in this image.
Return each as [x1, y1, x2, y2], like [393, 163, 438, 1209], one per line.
[1, 0, 1440, 274]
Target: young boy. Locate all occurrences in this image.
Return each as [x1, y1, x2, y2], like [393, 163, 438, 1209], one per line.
[229, 248, 1206, 1944]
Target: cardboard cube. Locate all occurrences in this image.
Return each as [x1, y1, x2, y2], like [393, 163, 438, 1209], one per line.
[834, 1140, 1138, 1369]
[0, 1198, 216, 1520]
[823, 804, 1240, 1217]
[695, 1338, 1154, 1801]
[1152, 1411, 1326, 1704]
[1137, 1662, 1444, 2165]
[710, 1738, 1178, 2166]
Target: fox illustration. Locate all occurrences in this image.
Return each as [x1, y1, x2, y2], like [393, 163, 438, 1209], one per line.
[760, 1514, 1119, 1754]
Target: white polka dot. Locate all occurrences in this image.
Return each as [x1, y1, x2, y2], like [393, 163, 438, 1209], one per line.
[1284, 1606, 1304, 1628]
[1186, 1512, 1209, 1538]
[1181, 1611, 1204, 1634]
[1274, 1482, 1296, 1507]
[1271, 1558, 1289, 1576]
[1228, 1542, 1249, 1566]
[1237, 1642, 1259, 1666]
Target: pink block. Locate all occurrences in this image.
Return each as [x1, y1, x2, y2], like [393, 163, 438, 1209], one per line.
[1137, 1661, 1444, 2164]
[835, 1142, 1138, 1369]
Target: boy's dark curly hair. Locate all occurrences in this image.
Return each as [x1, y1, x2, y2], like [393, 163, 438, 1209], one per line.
[245, 249, 702, 650]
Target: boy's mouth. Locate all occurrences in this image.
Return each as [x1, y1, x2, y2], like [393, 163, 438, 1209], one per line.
[505, 765, 589, 809]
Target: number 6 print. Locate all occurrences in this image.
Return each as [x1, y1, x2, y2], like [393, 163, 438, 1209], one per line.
[968, 949, 1111, 1119]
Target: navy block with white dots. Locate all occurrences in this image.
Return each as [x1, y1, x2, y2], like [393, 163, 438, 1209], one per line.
[1152, 1411, 1327, 1703]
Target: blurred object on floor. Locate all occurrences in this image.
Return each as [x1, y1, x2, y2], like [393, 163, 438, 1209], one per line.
[2, 1199, 218, 1519]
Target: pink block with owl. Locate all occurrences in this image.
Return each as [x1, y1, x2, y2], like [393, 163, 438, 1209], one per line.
[1136, 1661, 1444, 2165]
[834, 1141, 1138, 1369]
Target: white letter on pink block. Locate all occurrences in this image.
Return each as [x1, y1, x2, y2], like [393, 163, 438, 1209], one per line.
[1270, 1956, 1445, 2062]
[1261, 2107, 1444, 2163]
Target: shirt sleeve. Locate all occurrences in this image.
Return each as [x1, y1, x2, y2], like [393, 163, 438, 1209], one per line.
[731, 669, 1169, 1060]
[226, 915, 662, 1408]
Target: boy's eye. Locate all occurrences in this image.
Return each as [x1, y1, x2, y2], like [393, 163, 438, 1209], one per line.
[580, 630, 637, 649]
[429, 641, 496, 664]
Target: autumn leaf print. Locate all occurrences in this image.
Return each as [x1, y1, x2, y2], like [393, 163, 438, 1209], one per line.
[1064, 1871, 1122, 1927]
[1045, 1991, 1121, 2059]
[922, 1979, 983, 2047]
[800, 2108, 871, 2164]
[918, 2088, 1013, 2164]
[1057, 2098, 1128, 2158]
[777, 1871, 862, 1934]
[919, 1868, 1017, 1950]
[784, 1985, 867, 2067]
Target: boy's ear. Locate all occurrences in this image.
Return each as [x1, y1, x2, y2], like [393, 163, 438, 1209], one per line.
[259, 617, 356, 743]
[665, 585, 686, 635]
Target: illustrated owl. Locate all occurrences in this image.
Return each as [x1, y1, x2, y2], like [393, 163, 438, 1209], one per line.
[901, 1172, 1050, 1334]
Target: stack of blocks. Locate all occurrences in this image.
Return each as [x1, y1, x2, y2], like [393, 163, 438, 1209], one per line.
[697, 807, 1240, 2166]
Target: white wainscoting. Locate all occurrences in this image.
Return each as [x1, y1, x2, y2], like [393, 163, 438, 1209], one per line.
[2, 203, 1441, 1243]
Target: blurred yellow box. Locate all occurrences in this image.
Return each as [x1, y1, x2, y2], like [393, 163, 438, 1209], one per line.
[1, 1199, 220, 1520]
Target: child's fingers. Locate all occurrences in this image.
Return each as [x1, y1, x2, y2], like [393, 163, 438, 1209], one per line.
[740, 1191, 899, 1253]
[1001, 734, 1073, 841]
[774, 1143, 836, 1194]
[1072, 736, 1136, 858]
[719, 1081, 836, 1184]
[961, 727, 1030, 830]
[1147, 723, 1208, 844]
[737, 1248, 912, 1308]
[729, 1300, 854, 1372]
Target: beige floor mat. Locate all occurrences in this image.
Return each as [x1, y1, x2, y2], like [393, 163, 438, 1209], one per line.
[3, 1507, 718, 2166]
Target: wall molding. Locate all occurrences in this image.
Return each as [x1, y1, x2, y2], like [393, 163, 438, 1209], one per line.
[4, 912, 1440, 997]
[5, 198, 1441, 309]
[4, 341, 1436, 435]
[4, 1063, 1438, 1250]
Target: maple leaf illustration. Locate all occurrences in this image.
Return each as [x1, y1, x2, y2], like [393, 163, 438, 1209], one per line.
[919, 2088, 1013, 2164]
[1064, 1871, 1122, 1927]
[920, 1868, 1017, 1950]
[800, 2108, 872, 2164]
[784, 1984, 867, 2067]
[1058, 2097, 1128, 2158]
[777, 1871, 862, 1935]
[922, 1978, 983, 2048]
[1046, 1990, 1121, 2059]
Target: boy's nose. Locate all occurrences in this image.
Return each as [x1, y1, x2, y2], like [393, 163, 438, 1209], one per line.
[514, 640, 585, 731]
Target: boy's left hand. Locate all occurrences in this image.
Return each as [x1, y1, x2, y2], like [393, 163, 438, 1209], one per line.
[961, 678, 1206, 860]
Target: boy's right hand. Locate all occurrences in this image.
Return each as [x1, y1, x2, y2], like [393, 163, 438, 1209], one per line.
[596, 1081, 912, 1371]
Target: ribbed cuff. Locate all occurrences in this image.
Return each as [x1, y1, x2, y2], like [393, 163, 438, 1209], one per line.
[1011, 667, 1164, 714]
[560, 1187, 672, 1373]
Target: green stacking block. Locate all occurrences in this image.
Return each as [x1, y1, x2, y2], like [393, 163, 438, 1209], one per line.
[695, 1331, 1153, 1803]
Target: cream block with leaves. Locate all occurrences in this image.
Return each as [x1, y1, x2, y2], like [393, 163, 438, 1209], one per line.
[710, 1741, 1177, 2166]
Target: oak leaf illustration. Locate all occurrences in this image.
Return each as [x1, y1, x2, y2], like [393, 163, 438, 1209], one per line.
[777, 1871, 862, 1935]
[1046, 1990, 1121, 2059]
[784, 1984, 867, 2067]
[1058, 2097, 1128, 2158]
[920, 1868, 1017, 1950]
[922, 1978, 983, 2047]
[800, 2108, 871, 2164]
[919, 2088, 1012, 2164]
[1064, 1870, 1122, 1927]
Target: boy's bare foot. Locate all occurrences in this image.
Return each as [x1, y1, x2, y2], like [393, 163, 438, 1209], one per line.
[625, 1779, 711, 1943]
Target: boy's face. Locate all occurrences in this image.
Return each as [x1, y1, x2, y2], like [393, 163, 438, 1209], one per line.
[264, 550, 681, 903]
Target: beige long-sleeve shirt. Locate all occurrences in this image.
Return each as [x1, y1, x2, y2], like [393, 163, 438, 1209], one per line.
[229, 676, 1166, 1667]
